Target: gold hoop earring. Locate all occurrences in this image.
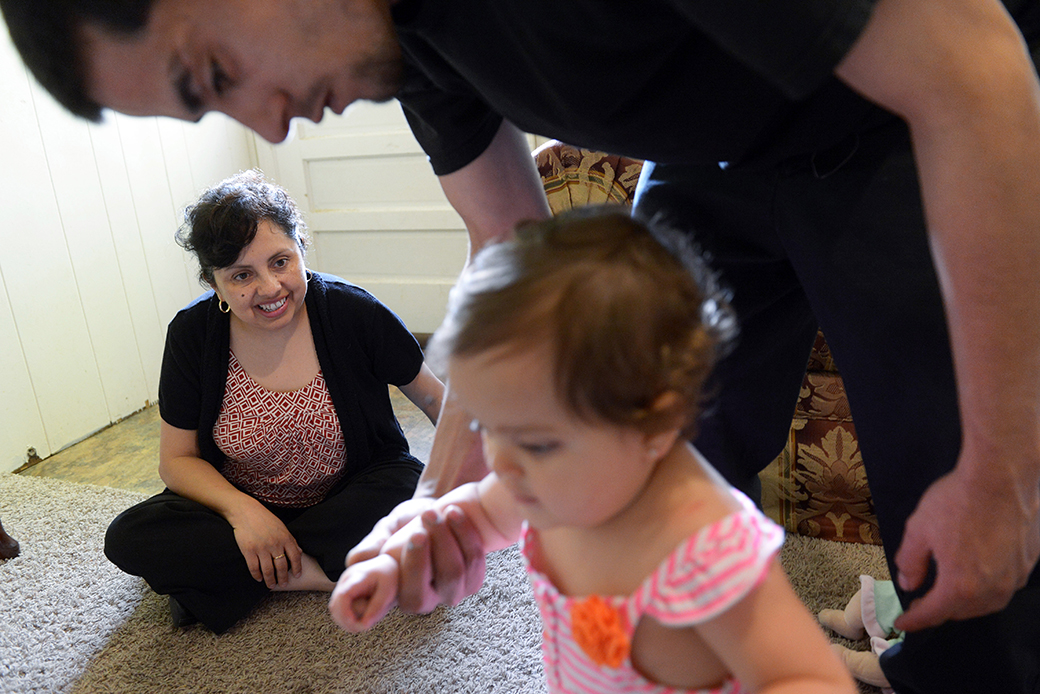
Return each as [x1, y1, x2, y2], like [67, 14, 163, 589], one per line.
[218, 299, 231, 314]
[305, 270, 313, 281]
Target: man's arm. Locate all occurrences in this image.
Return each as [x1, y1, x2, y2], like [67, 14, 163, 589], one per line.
[345, 119, 551, 612]
[329, 474, 524, 632]
[412, 119, 552, 498]
[416, 117, 551, 491]
[438, 119, 553, 253]
[836, 0, 1040, 630]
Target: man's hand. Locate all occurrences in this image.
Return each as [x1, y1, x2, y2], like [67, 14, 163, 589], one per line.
[894, 461, 1040, 632]
[347, 497, 437, 566]
[347, 500, 488, 614]
[833, 0, 1040, 635]
[348, 391, 492, 613]
[397, 506, 488, 613]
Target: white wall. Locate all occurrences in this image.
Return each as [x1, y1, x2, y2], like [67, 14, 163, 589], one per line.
[0, 31, 255, 472]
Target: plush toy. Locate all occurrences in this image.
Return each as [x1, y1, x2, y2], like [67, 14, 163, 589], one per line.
[818, 575, 904, 692]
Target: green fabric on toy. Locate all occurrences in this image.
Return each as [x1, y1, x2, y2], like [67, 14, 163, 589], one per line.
[819, 576, 905, 691]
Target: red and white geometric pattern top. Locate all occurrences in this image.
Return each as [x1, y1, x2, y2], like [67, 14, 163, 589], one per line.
[213, 352, 347, 508]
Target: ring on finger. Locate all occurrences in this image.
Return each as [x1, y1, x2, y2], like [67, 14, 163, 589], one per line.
[273, 553, 285, 560]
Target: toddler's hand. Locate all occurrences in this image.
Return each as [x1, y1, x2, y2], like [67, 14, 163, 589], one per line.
[329, 554, 400, 632]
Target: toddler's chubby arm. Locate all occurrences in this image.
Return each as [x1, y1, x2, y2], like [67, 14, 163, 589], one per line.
[697, 561, 856, 694]
[329, 473, 522, 632]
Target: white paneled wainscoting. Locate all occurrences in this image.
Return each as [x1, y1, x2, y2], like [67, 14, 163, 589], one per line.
[0, 30, 255, 472]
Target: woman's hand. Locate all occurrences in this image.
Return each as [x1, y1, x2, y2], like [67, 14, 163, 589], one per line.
[159, 421, 304, 588]
[226, 498, 303, 588]
[158, 420, 303, 590]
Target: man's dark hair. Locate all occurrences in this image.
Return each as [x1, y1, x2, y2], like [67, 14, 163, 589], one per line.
[0, 0, 154, 121]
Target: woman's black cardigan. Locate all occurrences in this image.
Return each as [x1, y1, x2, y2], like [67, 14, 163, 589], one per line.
[157, 272, 425, 476]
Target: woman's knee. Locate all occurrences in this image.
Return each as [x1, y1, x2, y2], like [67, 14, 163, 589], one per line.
[104, 505, 148, 570]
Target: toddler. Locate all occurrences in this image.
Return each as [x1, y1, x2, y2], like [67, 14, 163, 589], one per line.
[330, 209, 854, 694]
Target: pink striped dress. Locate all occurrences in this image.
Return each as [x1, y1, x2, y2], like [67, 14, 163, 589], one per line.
[521, 494, 784, 694]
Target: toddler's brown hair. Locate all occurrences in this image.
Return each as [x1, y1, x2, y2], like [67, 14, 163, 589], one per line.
[428, 207, 735, 436]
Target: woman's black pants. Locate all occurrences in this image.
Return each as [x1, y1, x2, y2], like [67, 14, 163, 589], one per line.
[105, 458, 422, 634]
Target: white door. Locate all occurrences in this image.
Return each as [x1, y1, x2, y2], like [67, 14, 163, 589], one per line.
[254, 102, 470, 334]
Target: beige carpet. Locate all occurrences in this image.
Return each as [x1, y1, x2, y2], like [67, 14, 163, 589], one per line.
[0, 473, 888, 694]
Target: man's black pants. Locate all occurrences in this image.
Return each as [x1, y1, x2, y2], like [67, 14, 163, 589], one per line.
[635, 119, 1040, 693]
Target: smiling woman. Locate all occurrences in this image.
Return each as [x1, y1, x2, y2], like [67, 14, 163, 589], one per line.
[206, 221, 310, 335]
[102, 169, 445, 634]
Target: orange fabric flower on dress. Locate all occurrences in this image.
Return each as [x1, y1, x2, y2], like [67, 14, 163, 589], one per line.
[570, 595, 630, 668]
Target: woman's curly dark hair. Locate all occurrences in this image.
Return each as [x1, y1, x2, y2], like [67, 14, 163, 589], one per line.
[177, 169, 309, 286]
